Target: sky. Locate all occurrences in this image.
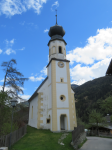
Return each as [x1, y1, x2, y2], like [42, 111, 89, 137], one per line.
[0, 0, 112, 102]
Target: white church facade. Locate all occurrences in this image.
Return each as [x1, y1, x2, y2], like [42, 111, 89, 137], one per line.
[28, 19, 77, 132]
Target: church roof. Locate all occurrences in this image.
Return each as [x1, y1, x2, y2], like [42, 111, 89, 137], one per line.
[48, 22, 67, 46]
[28, 77, 48, 102]
[106, 59, 112, 75]
[48, 25, 65, 37]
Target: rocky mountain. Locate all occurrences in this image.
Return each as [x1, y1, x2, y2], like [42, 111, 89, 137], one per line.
[72, 75, 112, 123]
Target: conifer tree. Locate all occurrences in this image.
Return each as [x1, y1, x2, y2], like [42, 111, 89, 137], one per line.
[1, 59, 28, 100]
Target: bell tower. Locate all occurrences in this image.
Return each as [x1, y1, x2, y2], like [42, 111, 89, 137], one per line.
[47, 14, 77, 132]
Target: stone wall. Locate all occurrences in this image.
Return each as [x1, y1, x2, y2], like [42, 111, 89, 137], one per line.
[71, 132, 86, 149]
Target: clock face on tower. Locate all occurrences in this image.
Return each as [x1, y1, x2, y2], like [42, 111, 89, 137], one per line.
[58, 62, 64, 68]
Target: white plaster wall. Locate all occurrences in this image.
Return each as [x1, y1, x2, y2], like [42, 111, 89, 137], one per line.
[48, 85, 52, 109]
[56, 61, 67, 82]
[28, 95, 38, 128]
[57, 109, 70, 131]
[49, 40, 66, 60]
[38, 79, 51, 129]
[56, 83, 69, 108]
[48, 63, 51, 85]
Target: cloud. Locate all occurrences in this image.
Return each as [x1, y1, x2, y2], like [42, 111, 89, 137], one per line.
[44, 29, 49, 33]
[29, 76, 44, 82]
[67, 28, 112, 65]
[0, 49, 2, 54]
[29, 66, 47, 82]
[19, 47, 25, 50]
[5, 39, 15, 46]
[4, 48, 16, 55]
[40, 67, 47, 75]
[70, 58, 111, 85]
[10, 39, 14, 44]
[0, 0, 26, 17]
[24, 0, 47, 14]
[0, 0, 47, 17]
[27, 22, 38, 29]
[20, 21, 25, 25]
[19, 94, 30, 100]
[51, 1, 59, 11]
[0, 79, 4, 82]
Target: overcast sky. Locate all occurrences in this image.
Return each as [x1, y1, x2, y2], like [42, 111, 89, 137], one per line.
[0, 0, 112, 101]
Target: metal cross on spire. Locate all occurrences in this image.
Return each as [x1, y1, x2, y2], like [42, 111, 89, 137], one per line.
[55, 9, 57, 25]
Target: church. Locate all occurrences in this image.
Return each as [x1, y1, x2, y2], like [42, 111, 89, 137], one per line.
[28, 16, 77, 132]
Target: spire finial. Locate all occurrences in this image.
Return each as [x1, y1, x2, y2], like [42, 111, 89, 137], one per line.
[55, 9, 57, 25]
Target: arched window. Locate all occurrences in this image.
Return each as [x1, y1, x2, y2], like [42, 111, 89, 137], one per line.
[59, 46, 62, 54]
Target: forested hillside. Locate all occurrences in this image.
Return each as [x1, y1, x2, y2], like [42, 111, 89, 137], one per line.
[71, 84, 79, 89]
[72, 75, 112, 123]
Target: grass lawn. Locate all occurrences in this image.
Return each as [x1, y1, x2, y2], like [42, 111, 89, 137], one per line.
[9, 125, 74, 150]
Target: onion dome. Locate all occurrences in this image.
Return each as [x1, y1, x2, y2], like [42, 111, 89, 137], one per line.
[48, 25, 65, 37]
[48, 12, 67, 46]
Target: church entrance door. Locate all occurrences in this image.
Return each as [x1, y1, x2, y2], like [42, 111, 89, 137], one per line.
[60, 114, 67, 130]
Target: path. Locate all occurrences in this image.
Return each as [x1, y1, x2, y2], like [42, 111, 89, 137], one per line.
[79, 136, 112, 150]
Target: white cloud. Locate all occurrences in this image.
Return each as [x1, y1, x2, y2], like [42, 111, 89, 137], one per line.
[0, 49, 2, 54]
[24, 0, 47, 14]
[40, 67, 47, 75]
[19, 94, 30, 100]
[5, 39, 15, 46]
[67, 28, 112, 65]
[70, 58, 111, 85]
[44, 29, 49, 33]
[0, 79, 4, 82]
[19, 47, 25, 50]
[29, 76, 44, 82]
[10, 39, 14, 44]
[0, 0, 26, 17]
[0, 0, 47, 17]
[51, 1, 59, 11]
[4, 48, 16, 55]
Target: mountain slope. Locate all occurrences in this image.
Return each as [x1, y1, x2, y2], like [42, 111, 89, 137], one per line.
[71, 84, 79, 89]
[72, 75, 112, 123]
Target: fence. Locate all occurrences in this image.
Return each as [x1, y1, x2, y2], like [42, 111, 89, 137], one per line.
[72, 125, 84, 144]
[0, 124, 27, 147]
[87, 130, 112, 137]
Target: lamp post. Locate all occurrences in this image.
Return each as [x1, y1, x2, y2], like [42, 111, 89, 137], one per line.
[9, 98, 18, 149]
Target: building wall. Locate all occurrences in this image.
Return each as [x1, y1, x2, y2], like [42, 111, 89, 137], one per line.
[38, 79, 50, 129]
[49, 40, 66, 61]
[28, 95, 38, 128]
[56, 83, 69, 108]
[56, 61, 67, 82]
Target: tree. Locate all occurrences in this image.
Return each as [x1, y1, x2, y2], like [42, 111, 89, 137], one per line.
[98, 96, 112, 113]
[1, 59, 28, 100]
[0, 91, 19, 136]
[89, 109, 108, 136]
[111, 115, 112, 122]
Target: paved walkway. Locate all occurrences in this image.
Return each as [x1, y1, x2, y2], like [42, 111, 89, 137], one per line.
[79, 136, 112, 150]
